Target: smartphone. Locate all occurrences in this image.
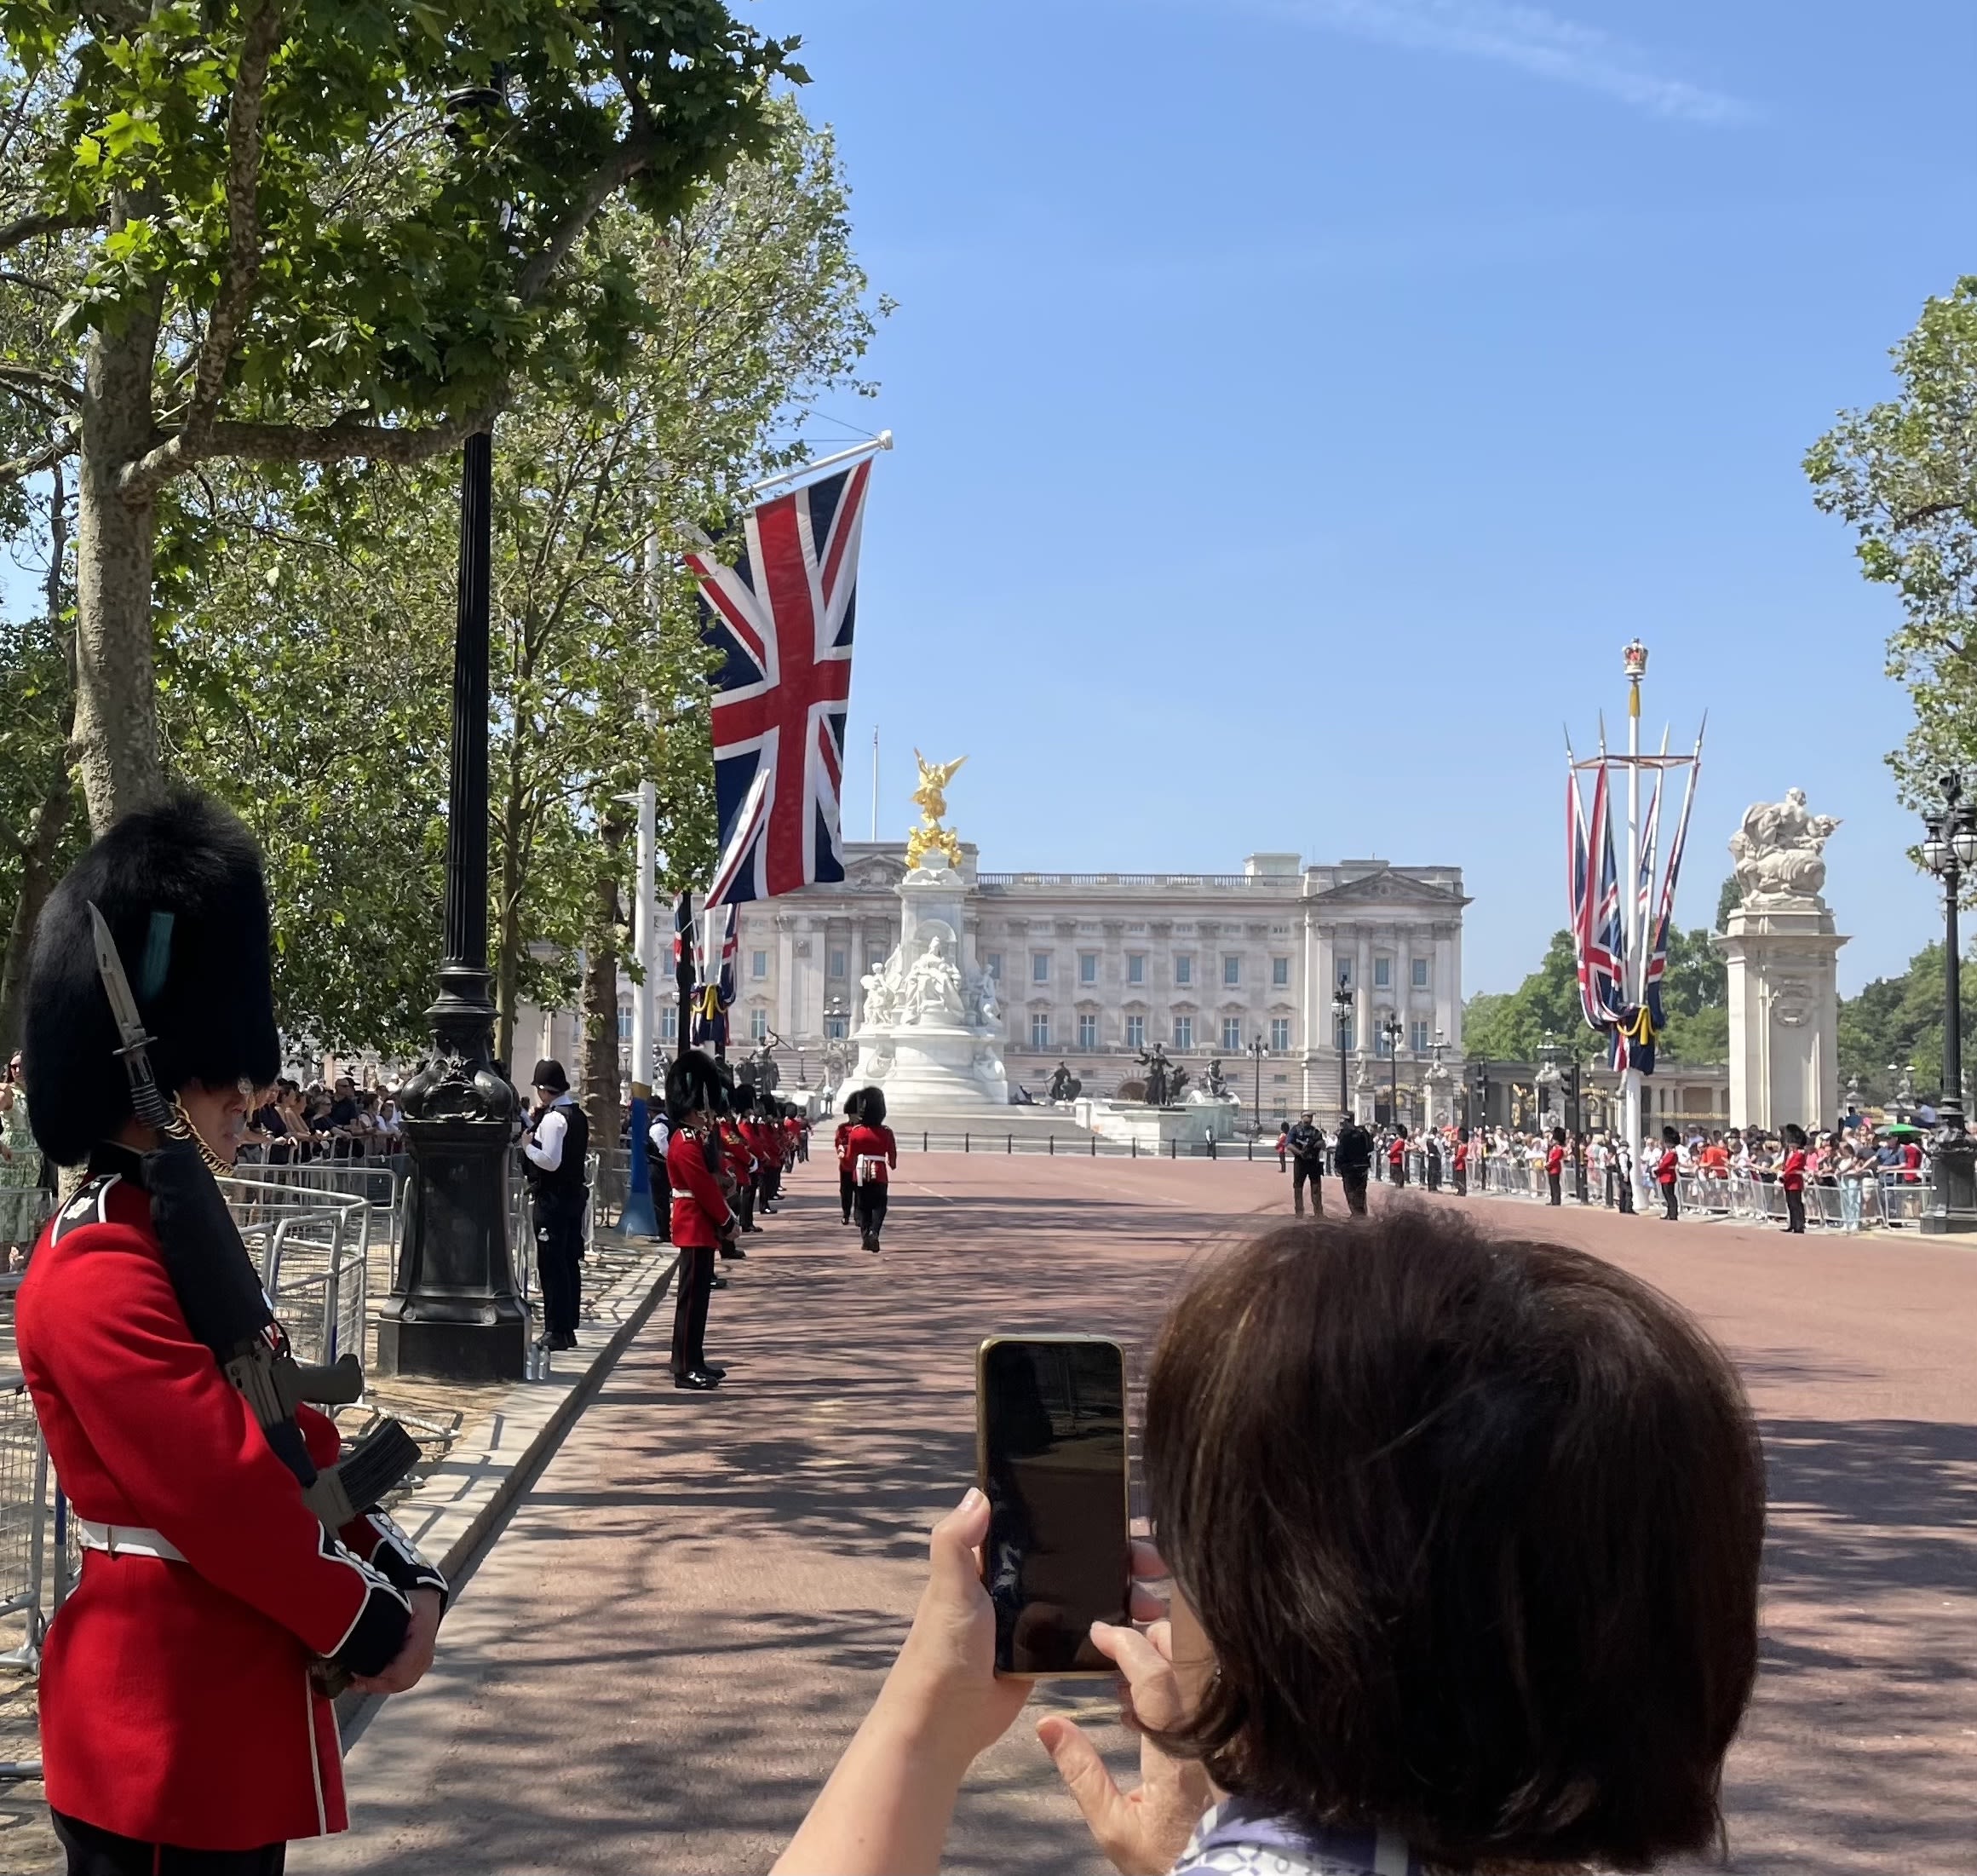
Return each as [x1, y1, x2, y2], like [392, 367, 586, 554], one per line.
[976, 1334, 1129, 1677]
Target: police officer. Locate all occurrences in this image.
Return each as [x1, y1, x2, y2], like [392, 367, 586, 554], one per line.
[16, 794, 445, 1873]
[1286, 1112, 1325, 1217]
[1332, 1110, 1374, 1216]
[521, 1059, 589, 1350]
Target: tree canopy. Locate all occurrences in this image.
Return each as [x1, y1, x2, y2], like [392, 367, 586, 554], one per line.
[1807, 275, 1977, 821]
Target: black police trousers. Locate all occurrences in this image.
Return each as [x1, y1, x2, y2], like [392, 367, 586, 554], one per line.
[532, 1188, 585, 1338]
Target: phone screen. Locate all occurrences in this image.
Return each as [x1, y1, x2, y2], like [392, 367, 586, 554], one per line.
[979, 1336, 1129, 1675]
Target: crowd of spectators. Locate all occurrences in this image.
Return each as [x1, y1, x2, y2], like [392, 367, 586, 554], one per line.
[239, 1074, 407, 1165]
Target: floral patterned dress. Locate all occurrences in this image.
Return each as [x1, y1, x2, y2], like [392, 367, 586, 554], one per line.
[0, 1087, 44, 1245]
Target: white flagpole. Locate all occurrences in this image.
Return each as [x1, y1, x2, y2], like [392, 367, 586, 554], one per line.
[632, 779, 657, 1098]
[871, 728, 879, 841]
[1624, 643, 1646, 1194]
[744, 431, 893, 500]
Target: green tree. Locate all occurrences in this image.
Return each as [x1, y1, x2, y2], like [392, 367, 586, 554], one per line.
[1807, 277, 1977, 822]
[0, 0, 797, 831]
[1836, 942, 1977, 1106]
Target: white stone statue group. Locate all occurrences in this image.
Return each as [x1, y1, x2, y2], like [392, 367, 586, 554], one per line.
[1727, 787, 1841, 906]
[859, 920, 1000, 1033]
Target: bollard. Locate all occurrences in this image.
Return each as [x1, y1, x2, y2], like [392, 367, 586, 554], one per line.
[965, 1133, 970, 1154]
[1131, 1138, 1137, 1159]
[1007, 1134, 1013, 1154]
[1049, 1136, 1055, 1156]
[1170, 1136, 1176, 1160]
[1089, 1134, 1096, 1156]
[923, 1131, 928, 1153]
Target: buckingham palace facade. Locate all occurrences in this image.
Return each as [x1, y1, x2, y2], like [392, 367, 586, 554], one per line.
[649, 843, 1468, 1120]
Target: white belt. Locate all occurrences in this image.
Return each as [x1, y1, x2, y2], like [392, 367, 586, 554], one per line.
[78, 1520, 186, 1562]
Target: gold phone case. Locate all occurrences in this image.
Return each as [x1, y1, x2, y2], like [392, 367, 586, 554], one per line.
[975, 1332, 1129, 1679]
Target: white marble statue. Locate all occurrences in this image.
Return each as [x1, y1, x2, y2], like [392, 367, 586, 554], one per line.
[1728, 788, 1841, 905]
[899, 926, 967, 1027]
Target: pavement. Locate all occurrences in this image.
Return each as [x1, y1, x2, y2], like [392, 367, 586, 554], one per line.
[286, 1159, 1977, 1876]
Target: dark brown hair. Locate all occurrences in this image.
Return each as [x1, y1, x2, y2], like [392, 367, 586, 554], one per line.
[1143, 1209, 1763, 1871]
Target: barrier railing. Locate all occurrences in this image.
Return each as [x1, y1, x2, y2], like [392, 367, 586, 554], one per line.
[216, 1176, 370, 1370]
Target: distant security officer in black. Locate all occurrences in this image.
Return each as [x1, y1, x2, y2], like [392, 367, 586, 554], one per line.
[1287, 1113, 1325, 1216]
[522, 1058, 589, 1350]
[1332, 1112, 1374, 1217]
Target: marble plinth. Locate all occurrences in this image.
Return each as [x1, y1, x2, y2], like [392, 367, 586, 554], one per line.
[1076, 1096, 1240, 1148]
[1713, 898, 1848, 1131]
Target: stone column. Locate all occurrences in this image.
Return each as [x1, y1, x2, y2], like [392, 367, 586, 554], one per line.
[1711, 792, 1848, 1132]
[848, 917, 866, 1027]
[1355, 928, 1371, 1046]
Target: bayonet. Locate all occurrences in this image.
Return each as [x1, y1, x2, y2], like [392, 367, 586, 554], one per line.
[89, 901, 171, 1129]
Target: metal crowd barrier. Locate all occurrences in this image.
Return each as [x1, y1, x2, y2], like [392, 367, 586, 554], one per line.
[888, 1131, 1271, 1159]
[216, 1176, 370, 1369]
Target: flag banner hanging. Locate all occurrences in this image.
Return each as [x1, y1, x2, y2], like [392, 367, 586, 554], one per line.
[687, 457, 872, 909]
[691, 904, 737, 1050]
[1566, 737, 1699, 1079]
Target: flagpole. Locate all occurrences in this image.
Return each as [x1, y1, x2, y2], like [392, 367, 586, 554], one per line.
[744, 430, 893, 500]
[1623, 641, 1647, 1199]
[619, 778, 661, 1239]
[871, 728, 879, 841]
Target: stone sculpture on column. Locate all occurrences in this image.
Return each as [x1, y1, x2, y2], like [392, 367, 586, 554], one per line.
[1713, 790, 1848, 1131]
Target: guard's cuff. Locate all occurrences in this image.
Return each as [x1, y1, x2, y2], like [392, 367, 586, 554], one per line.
[324, 1539, 412, 1678]
[365, 1512, 451, 1609]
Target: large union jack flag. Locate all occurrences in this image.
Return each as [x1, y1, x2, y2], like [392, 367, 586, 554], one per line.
[687, 459, 871, 908]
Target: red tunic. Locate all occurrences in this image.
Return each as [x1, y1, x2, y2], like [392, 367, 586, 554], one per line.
[747, 1118, 783, 1171]
[1388, 1137, 1405, 1167]
[668, 1128, 735, 1247]
[834, 1122, 852, 1170]
[844, 1123, 897, 1185]
[1780, 1148, 1807, 1194]
[17, 1170, 431, 1850]
[1656, 1148, 1681, 1186]
[1546, 1145, 1564, 1177]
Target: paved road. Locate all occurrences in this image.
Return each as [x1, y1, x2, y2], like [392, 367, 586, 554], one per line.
[295, 1160, 1977, 1876]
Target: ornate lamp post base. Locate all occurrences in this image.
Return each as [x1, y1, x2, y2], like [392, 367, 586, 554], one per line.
[1922, 1125, 1977, 1234]
[376, 963, 526, 1379]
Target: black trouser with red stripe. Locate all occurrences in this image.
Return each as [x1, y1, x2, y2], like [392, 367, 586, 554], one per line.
[670, 1241, 716, 1375]
[54, 1811, 284, 1876]
[839, 1169, 855, 1223]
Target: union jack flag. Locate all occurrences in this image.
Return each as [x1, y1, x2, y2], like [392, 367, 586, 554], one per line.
[691, 904, 738, 1050]
[687, 459, 871, 908]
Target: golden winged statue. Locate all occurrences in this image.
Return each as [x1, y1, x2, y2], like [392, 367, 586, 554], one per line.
[905, 750, 968, 871]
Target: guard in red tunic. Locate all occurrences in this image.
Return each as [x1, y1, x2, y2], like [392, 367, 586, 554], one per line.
[1546, 1127, 1566, 1206]
[666, 1051, 739, 1391]
[1656, 1125, 1683, 1221]
[1779, 1122, 1810, 1234]
[16, 795, 445, 1874]
[834, 1089, 864, 1227]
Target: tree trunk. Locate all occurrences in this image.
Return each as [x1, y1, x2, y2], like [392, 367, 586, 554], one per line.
[72, 278, 167, 832]
[491, 724, 529, 1068]
[581, 814, 628, 1210]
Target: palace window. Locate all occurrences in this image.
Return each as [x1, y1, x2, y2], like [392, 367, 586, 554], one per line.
[1032, 952, 1051, 984]
[617, 998, 632, 1044]
[1175, 955, 1193, 987]
[1411, 1020, 1431, 1054]
[660, 1007, 679, 1043]
[750, 949, 768, 980]
[1125, 1014, 1146, 1050]
[1221, 1017, 1242, 1050]
[1373, 957, 1391, 988]
[1411, 956, 1430, 988]
[1223, 955, 1241, 987]
[1031, 1012, 1051, 1048]
[1079, 952, 1098, 985]
[1336, 958, 1353, 987]
[1173, 1016, 1194, 1050]
[1272, 956, 1290, 987]
[1127, 952, 1146, 985]
[1337, 1017, 1356, 1051]
[825, 1014, 848, 1040]
[986, 951, 1003, 980]
[750, 1007, 768, 1042]
[1375, 1022, 1394, 1058]
[867, 946, 886, 974]
[1078, 1013, 1098, 1050]
[1271, 1016, 1291, 1050]
[829, 947, 847, 979]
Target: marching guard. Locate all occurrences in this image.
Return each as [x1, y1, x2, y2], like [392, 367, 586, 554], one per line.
[666, 1051, 738, 1390]
[16, 795, 445, 1873]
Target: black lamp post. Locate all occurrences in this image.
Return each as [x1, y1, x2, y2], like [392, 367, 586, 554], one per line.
[378, 80, 526, 1381]
[1247, 1033, 1267, 1133]
[1332, 975, 1353, 1120]
[1472, 1060, 1489, 1131]
[1920, 770, 1977, 1231]
[1382, 1013, 1404, 1126]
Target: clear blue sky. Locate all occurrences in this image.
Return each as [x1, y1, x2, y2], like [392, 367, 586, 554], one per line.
[750, 0, 1977, 996]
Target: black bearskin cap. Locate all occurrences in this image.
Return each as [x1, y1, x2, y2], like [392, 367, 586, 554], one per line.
[1663, 1125, 1681, 1144]
[1783, 1122, 1808, 1147]
[24, 792, 279, 1166]
[859, 1085, 887, 1126]
[733, 1080, 756, 1115]
[842, 1088, 864, 1119]
[665, 1050, 726, 1124]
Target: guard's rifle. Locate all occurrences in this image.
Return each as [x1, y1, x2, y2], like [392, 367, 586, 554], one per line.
[88, 904, 421, 1531]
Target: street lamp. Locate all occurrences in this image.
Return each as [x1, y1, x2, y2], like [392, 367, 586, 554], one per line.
[1247, 1033, 1267, 1133]
[1382, 1013, 1405, 1125]
[1331, 974, 1354, 1120]
[380, 78, 526, 1381]
[1919, 770, 1977, 1231]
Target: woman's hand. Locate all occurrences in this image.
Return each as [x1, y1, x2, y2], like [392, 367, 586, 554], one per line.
[874, 1486, 1031, 1770]
[1037, 1541, 1214, 1876]
[351, 1587, 443, 1696]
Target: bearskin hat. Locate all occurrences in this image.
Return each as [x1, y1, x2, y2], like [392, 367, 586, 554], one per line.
[859, 1085, 887, 1127]
[733, 1080, 756, 1116]
[1663, 1125, 1681, 1145]
[842, 1087, 865, 1119]
[665, 1050, 727, 1124]
[1782, 1122, 1808, 1148]
[24, 792, 279, 1167]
